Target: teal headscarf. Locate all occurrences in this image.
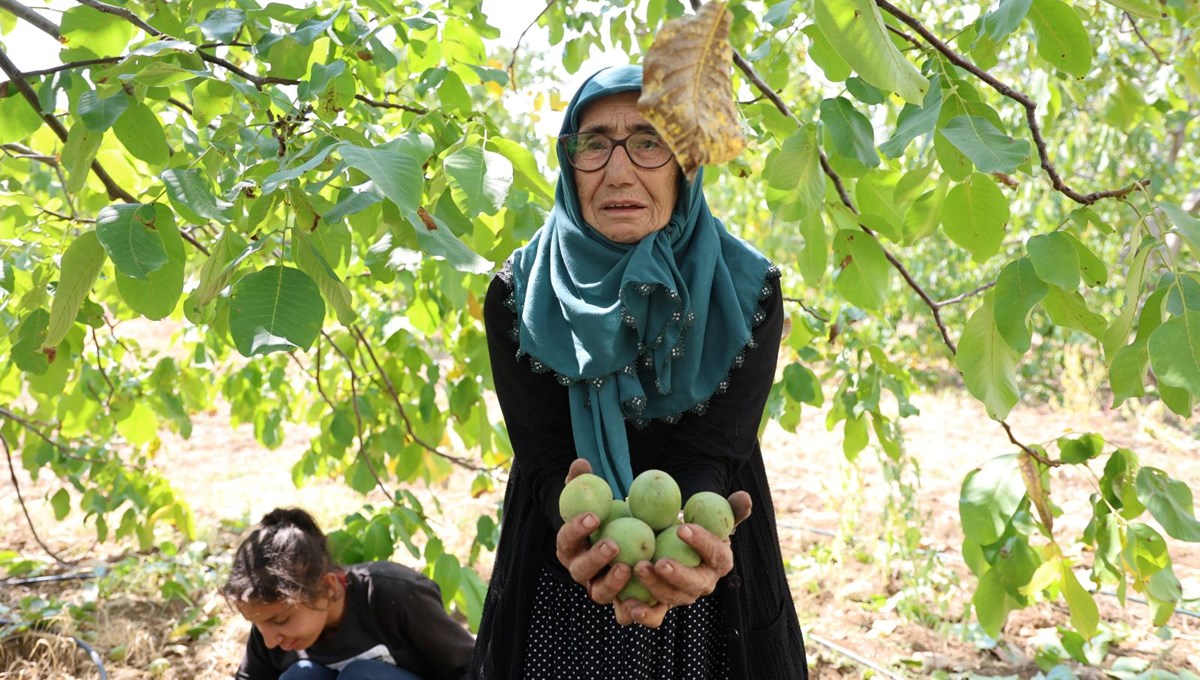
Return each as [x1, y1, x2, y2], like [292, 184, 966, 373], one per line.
[508, 65, 776, 497]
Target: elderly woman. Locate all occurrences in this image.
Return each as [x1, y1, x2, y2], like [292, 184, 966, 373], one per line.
[473, 65, 807, 679]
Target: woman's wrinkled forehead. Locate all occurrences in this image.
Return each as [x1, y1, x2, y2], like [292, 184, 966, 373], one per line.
[576, 92, 655, 136]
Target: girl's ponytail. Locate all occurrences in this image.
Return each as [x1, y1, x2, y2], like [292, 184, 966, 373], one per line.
[222, 507, 338, 606]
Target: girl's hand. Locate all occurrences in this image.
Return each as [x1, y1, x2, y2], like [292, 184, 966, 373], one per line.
[614, 491, 752, 629]
[555, 460, 632, 604]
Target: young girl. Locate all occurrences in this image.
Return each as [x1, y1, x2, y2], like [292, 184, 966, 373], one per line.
[223, 508, 474, 680]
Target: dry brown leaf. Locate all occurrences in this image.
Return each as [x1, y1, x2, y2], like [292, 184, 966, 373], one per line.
[1018, 451, 1054, 533]
[638, 1, 744, 182]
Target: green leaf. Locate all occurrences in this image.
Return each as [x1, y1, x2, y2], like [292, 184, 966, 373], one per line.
[62, 123, 102, 194]
[115, 208, 185, 320]
[843, 415, 868, 461]
[12, 310, 50, 374]
[1058, 433, 1104, 464]
[1159, 203, 1200, 257]
[1061, 232, 1107, 287]
[901, 175, 949, 244]
[1103, 242, 1153, 359]
[433, 553, 462, 605]
[116, 401, 158, 446]
[1101, 0, 1165, 18]
[801, 24, 851, 82]
[59, 6, 135, 60]
[940, 116, 1030, 174]
[854, 172, 903, 242]
[820, 97, 879, 169]
[981, 0, 1033, 42]
[879, 77, 943, 159]
[1060, 561, 1099, 637]
[993, 257, 1048, 353]
[340, 145, 424, 214]
[487, 138, 554, 203]
[957, 293, 1020, 419]
[261, 141, 341, 194]
[1147, 311, 1200, 396]
[96, 203, 168, 280]
[812, 0, 929, 104]
[832, 229, 890, 311]
[199, 8, 246, 42]
[960, 454, 1025, 546]
[51, 489, 70, 521]
[112, 102, 170, 167]
[973, 568, 1012, 638]
[798, 211, 828, 286]
[1027, 0, 1093, 77]
[0, 92, 45, 144]
[191, 80, 235, 128]
[292, 227, 355, 326]
[443, 147, 513, 217]
[229, 266, 325, 357]
[1042, 287, 1106, 341]
[765, 125, 824, 217]
[1135, 468, 1200, 542]
[77, 89, 130, 132]
[404, 210, 493, 275]
[45, 232, 107, 348]
[1027, 232, 1080, 290]
[783, 362, 823, 406]
[941, 173, 1009, 263]
[162, 168, 234, 225]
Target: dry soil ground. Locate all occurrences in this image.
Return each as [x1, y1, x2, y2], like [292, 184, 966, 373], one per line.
[2, 386, 1199, 679]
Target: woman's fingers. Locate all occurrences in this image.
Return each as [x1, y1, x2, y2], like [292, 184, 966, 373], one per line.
[588, 561, 631, 605]
[565, 457, 593, 483]
[729, 490, 752, 529]
[624, 599, 670, 628]
[556, 514, 616, 585]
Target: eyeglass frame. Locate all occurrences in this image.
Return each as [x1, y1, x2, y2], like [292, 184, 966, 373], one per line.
[557, 130, 676, 172]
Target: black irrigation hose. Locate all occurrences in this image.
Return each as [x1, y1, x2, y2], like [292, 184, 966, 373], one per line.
[0, 571, 98, 587]
[0, 620, 108, 680]
[780, 521, 1200, 620]
[807, 633, 908, 679]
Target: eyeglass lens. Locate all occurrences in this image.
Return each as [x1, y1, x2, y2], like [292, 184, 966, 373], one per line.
[562, 131, 673, 171]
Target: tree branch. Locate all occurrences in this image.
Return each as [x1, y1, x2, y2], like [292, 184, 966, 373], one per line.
[74, 0, 158, 36]
[936, 281, 996, 308]
[1124, 12, 1169, 66]
[873, 0, 1149, 206]
[0, 47, 137, 203]
[1, 430, 77, 566]
[0, 0, 61, 39]
[352, 94, 428, 114]
[507, 0, 556, 91]
[348, 326, 487, 472]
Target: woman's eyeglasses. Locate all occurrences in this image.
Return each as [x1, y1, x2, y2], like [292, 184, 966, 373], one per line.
[559, 130, 675, 172]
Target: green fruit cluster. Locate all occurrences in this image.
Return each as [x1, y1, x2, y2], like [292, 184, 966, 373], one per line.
[558, 468, 735, 605]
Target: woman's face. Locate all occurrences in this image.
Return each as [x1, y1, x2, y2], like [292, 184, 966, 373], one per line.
[234, 574, 343, 652]
[572, 92, 679, 244]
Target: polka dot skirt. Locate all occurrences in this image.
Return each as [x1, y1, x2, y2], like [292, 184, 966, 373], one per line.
[522, 567, 729, 679]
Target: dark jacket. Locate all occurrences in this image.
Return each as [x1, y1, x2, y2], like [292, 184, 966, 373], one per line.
[237, 562, 474, 680]
[471, 272, 807, 679]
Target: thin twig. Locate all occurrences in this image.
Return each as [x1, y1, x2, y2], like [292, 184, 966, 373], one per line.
[873, 0, 1149, 206]
[0, 407, 105, 465]
[39, 208, 92, 223]
[508, 0, 556, 91]
[2, 144, 58, 165]
[936, 281, 996, 308]
[1124, 12, 1169, 66]
[1, 430, 77, 566]
[1, 57, 121, 84]
[783, 296, 829, 323]
[1002, 421, 1061, 467]
[348, 326, 486, 472]
[353, 94, 428, 114]
[0, 0, 61, 39]
[89, 326, 115, 409]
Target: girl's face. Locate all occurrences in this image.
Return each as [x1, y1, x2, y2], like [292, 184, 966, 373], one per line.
[235, 574, 344, 652]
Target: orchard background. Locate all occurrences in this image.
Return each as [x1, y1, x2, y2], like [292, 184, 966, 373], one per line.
[1, 0, 1198, 677]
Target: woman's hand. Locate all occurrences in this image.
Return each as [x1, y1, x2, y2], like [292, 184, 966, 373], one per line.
[614, 491, 752, 629]
[555, 460, 634, 604]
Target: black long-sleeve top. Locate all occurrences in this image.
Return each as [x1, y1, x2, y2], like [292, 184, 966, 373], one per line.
[471, 271, 808, 679]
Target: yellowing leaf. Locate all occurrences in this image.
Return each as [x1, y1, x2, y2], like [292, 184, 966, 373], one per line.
[638, 1, 744, 182]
